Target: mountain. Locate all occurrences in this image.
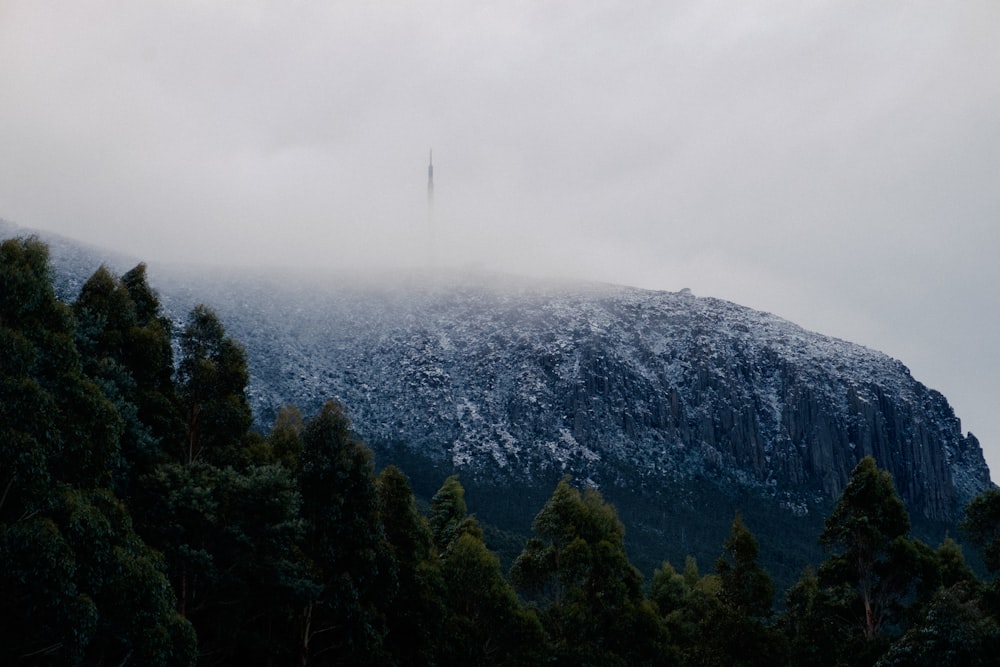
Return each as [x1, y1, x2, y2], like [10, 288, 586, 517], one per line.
[3, 219, 992, 583]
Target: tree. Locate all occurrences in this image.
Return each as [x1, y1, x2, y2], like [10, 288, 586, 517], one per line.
[297, 400, 394, 665]
[962, 488, 1000, 620]
[650, 560, 689, 617]
[963, 488, 1000, 575]
[119, 263, 185, 457]
[269, 404, 305, 471]
[135, 388, 310, 662]
[876, 582, 1000, 666]
[694, 514, 786, 667]
[377, 465, 447, 666]
[441, 530, 546, 665]
[511, 478, 671, 666]
[716, 513, 774, 618]
[209, 463, 313, 664]
[807, 456, 939, 666]
[781, 566, 835, 666]
[936, 537, 976, 589]
[73, 264, 182, 497]
[429, 474, 478, 556]
[428, 476, 545, 665]
[176, 305, 253, 467]
[819, 456, 911, 640]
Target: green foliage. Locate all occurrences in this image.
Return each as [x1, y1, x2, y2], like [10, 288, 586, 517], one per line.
[0, 238, 196, 665]
[778, 456, 948, 667]
[137, 453, 314, 663]
[73, 263, 183, 497]
[512, 477, 672, 665]
[441, 531, 546, 665]
[61, 488, 198, 666]
[821, 457, 910, 556]
[298, 400, 395, 664]
[512, 478, 632, 601]
[962, 488, 1000, 620]
[1, 240, 123, 501]
[662, 516, 786, 667]
[177, 304, 253, 467]
[876, 581, 1000, 666]
[716, 513, 775, 618]
[1, 515, 98, 663]
[377, 466, 447, 666]
[819, 456, 916, 642]
[269, 404, 305, 470]
[654, 563, 722, 667]
[781, 566, 834, 665]
[963, 488, 1000, 574]
[651, 560, 689, 616]
[937, 537, 976, 588]
[430, 474, 476, 554]
[426, 475, 545, 665]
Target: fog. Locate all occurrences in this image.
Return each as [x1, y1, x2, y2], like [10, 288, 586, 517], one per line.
[2, 1, 998, 478]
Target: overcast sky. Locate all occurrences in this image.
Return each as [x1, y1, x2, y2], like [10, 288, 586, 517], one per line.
[2, 1, 998, 479]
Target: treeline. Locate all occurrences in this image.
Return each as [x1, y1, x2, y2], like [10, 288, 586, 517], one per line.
[2, 236, 1000, 666]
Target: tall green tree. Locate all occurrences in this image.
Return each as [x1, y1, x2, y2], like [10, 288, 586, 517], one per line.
[429, 476, 545, 666]
[650, 559, 690, 618]
[119, 263, 185, 455]
[716, 513, 774, 618]
[781, 566, 834, 666]
[805, 455, 938, 666]
[692, 514, 786, 667]
[298, 400, 394, 665]
[209, 463, 312, 664]
[137, 396, 310, 662]
[819, 457, 911, 641]
[511, 478, 671, 666]
[73, 264, 182, 497]
[377, 465, 447, 666]
[429, 474, 478, 555]
[176, 304, 253, 467]
[963, 488, 1000, 576]
[136, 305, 254, 625]
[269, 404, 305, 471]
[962, 488, 1000, 620]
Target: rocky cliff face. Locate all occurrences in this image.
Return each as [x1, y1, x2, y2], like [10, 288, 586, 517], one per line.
[155, 268, 989, 525]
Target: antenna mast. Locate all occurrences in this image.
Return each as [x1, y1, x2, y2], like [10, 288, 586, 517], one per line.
[427, 149, 434, 210]
[426, 149, 435, 267]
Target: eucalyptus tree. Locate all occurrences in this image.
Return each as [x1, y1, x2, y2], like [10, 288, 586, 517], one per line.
[790, 456, 939, 666]
[297, 400, 395, 664]
[697, 514, 786, 667]
[430, 475, 545, 665]
[377, 465, 446, 666]
[512, 477, 671, 666]
[176, 304, 253, 467]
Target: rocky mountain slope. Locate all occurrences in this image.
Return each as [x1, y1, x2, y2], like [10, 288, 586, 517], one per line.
[4, 219, 992, 579]
[156, 268, 988, 523]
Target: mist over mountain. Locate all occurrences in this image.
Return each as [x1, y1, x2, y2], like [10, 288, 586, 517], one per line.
[4, 219, 992, 581]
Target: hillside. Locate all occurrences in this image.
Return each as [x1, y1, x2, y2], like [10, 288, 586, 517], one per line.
[4, 219, 992, 583]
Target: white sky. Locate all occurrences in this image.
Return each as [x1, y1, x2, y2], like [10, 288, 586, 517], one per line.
[2, 1, 998, 479]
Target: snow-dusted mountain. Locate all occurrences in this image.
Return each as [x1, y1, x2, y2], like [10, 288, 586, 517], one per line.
[4, 218, 992, 577]
[154, 267, 988, 524]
